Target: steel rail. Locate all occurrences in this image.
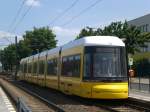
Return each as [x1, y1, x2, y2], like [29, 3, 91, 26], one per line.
[2, 76, 150, 112]
[14, 81, 149, 112]
[126, 98, 150, 112]
[13, 82, 65, 112]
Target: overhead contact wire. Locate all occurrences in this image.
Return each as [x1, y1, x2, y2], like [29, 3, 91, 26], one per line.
[12, 0, 36, 32]
[8, 0, 26, 32]
[61, 0, 103, 26]
[3, 0, 26, 44]
[49, 0, 79, 26]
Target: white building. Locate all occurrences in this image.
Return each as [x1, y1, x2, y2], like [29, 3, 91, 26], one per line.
[128, 14, 150, 52]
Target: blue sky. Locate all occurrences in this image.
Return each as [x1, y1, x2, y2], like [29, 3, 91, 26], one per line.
[0, 0, 150, 48]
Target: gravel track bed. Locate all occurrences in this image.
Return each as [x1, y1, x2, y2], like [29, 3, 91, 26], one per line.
[13, 80, 106, 112]
[0, 78, 55, 112]
[12, 80, 144, 112]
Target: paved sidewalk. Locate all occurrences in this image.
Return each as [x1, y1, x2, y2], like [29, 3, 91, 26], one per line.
[129, 89, 150, 102]
[130, 77, 150, 84]
[0, 87, 16, 112]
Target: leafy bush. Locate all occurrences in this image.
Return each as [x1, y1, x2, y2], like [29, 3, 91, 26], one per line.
[132, 52, 150, 77]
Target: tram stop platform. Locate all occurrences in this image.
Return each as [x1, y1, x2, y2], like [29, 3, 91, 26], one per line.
[129, 90, 150, 102]
[0, 87, 16, 112]
[129, 77, 150, 102]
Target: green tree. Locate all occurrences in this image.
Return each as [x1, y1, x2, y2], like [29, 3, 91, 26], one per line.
[0, 50, 5, 70]
[18, 40, 32, 59]
[0, 44, 16, 71]
[100, 22, 149, 54]
[0, 26, 57, 71]
[23, 26, 57, 54]
[77, 21, 150, 54]
[76, 27, 97, 39]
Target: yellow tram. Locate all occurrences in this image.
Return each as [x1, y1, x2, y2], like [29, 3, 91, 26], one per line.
[19, 36, 128, 99]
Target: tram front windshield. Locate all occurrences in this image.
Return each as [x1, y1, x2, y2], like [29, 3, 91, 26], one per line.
[83, 46, 127, 81]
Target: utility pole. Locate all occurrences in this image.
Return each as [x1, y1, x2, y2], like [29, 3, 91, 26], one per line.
[15, 36, 18, 80]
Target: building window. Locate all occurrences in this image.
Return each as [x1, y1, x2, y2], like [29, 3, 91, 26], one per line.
[138, 24, 149, 32]
[62, 54, 81, 77]
[146, 24, 149, 32]
[137, 26, 141, 31]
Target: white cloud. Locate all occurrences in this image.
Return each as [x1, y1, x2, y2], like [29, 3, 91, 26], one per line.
[0, 31, 16, 39]
[25, 0, 41, 7]
[52, 26, 80, 46]
[0, 27, 80, 49]
[0, 31, 22, 49]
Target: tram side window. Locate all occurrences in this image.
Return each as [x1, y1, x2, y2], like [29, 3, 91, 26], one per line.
[120, 48, 127, 77]
[47, 58, 57, 75]
[68, 56, 74, 76]
[28, 63, 32, 73]
[19, 64, 23, 72]
[62, 54, 81, 77]
[62, 57, 68, 76]
[20, 64, 23, 72]
[74, 55, 81, 77]
[39, 60, 45, 74]
[33, 62, 37, 74]
[22, 64, 24, 73]
[24, 63, 27, 73]
[84, 54, 91, 78]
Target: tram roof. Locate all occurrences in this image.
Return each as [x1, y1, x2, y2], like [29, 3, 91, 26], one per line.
[33, 53, 39, 59]
[47, 47, 60, 55]
[21, 36, 125, 61]
[28, 55, 34, 62]
[62, 36, 125, 50]
[39, 50, 47, 57]
[20, 57, 28, 63]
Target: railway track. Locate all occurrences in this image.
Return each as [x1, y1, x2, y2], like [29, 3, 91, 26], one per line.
[90, 96, 150, 112]
[12, 80, 150, 112]
[1, 76, 150, 112]
[125, 98, 150, 112]
[75, 97, 148, 112]
[0, 76, 108, 112]
[0, 77, 63, 112]
[12, 80, 107, 112]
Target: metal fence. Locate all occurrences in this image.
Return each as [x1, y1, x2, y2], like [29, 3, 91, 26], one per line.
[17, 97, 32, 112]
[129, 76, 150, 92]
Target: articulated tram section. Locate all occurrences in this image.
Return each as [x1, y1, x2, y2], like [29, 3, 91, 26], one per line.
[0, 36, 150, 112]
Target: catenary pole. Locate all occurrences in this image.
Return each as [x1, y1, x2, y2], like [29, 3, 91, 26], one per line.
[15, 36, 18, 80]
